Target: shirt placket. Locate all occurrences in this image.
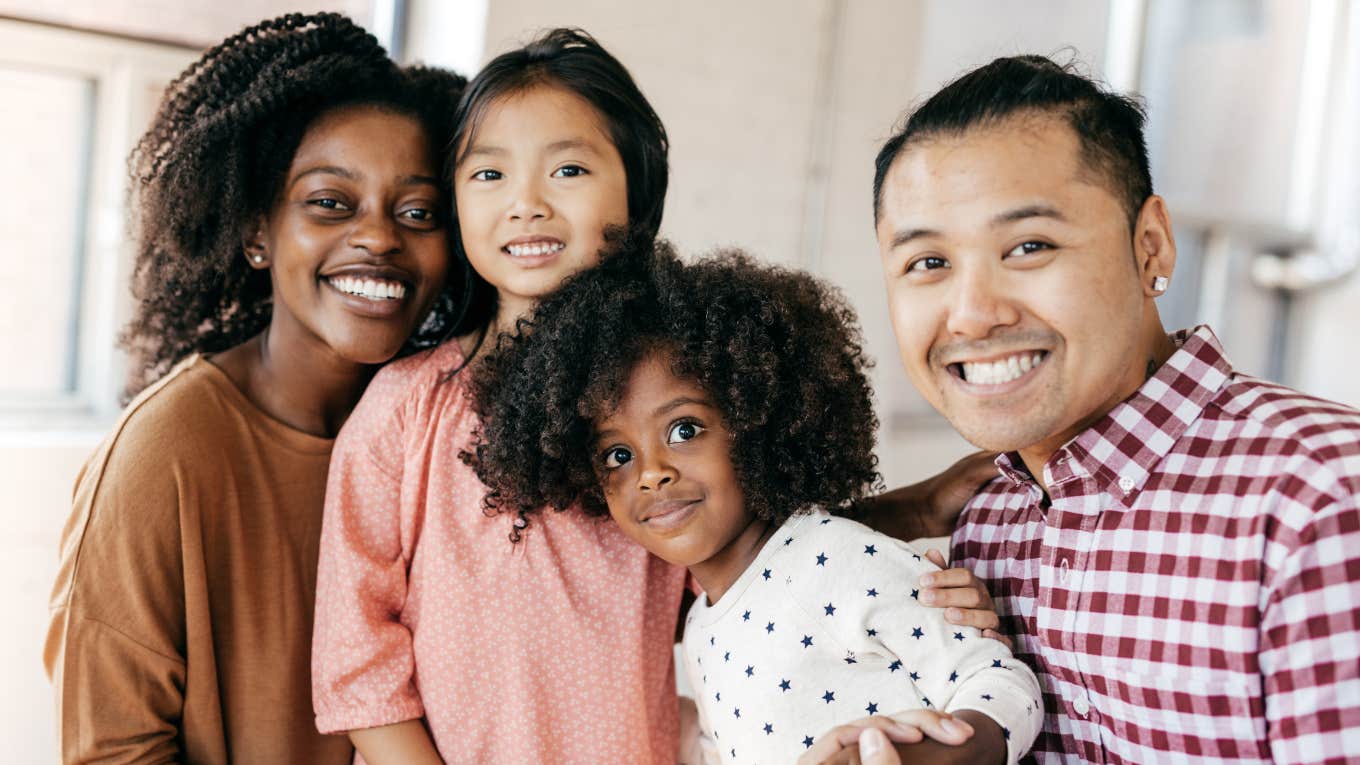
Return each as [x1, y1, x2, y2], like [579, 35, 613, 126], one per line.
[1040, 456, 1108, 764]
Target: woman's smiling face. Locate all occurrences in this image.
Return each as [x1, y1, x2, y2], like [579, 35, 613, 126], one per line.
[256, 104, 450, 365]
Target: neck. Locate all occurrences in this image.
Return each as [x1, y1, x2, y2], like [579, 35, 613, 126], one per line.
[458, 292, 536, 367]
[213, 320, 374, 439]
[1018, 323, 1177, 493]
[689, 516, 775, 605]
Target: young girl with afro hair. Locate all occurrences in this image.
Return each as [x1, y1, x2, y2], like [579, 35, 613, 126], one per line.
[44, 13, 464, 763]
[468, 237, 1044, 764]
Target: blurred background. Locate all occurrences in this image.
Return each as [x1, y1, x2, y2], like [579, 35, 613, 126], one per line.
[2, 0, 1357, 759]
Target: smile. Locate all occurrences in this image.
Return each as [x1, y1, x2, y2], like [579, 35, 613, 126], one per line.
[324, 275, 407, 301]
[951, 351, 1048, 387]
[504, 240, 565, 258]
[639, 498, 701, 531]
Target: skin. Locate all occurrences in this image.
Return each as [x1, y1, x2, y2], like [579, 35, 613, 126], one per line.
[208, 105, 449, 763]
[216, 105, 450, 438]
[595, 353, 773, 603]
[876, 112, 1177, 491]
[453, 84, 630, 345]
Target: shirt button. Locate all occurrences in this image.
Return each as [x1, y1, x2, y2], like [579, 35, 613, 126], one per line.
[1118, 475, 1135, 493]
[1073, 695, 1091, 717]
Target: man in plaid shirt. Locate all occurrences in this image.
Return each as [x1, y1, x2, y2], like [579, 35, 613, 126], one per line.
[840, 55, 1360, 765]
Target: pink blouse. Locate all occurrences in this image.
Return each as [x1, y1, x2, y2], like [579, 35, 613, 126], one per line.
[312, 340, 687, 763]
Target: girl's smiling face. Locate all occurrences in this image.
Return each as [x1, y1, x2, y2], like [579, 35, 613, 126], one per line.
[256, 104, 449, 365]
[453, 84, 630, 323]
[595, 353, 759, 598]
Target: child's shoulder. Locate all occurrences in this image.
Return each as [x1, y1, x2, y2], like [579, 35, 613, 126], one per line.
[774, 510, 940, 579]
[349, 341, 471, 426]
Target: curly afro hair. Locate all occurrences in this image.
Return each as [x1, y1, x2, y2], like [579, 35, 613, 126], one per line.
[121, 12, 466, 399]
[467, 232, 882, 540]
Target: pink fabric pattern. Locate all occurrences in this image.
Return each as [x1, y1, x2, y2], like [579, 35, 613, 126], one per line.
[312, 340, 687, 763]
[952, 326, 1360, 765]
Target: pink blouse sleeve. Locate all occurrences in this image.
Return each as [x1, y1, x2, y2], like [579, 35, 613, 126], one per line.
[311, 372, 424, 733]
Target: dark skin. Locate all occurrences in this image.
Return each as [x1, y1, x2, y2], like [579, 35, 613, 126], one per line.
[805, 709, 1005, 765]
[212, 106, 449, 439]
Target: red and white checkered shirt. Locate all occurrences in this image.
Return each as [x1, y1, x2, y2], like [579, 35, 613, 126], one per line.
[950, 326, 1360, 765]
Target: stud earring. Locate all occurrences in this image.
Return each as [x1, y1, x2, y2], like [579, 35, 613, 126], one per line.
[1152, 276, 1169, 292]
[251, 254, 265, 264]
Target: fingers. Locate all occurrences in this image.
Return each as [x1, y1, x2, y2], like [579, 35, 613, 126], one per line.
[982, 628, 1014, 649]
[886, 709, 974, 745]
[924, 548, 948, 569]
[797, 716, 925, 764]
[857, 728, 903, 765]
[943, 605, 1001, 631]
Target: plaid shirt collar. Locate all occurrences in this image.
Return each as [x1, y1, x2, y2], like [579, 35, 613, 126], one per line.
[993, 325, 1234, 507]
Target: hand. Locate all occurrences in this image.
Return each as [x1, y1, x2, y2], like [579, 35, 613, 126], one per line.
[919, 549, 1011, 649]
[919, 451, 1000, 530]
[857, 728, 902, 765]
[859, 452, 998, 541]
[797, 709, 973, 765]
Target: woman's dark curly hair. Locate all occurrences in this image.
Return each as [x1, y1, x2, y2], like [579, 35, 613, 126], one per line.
[121, 12, 466, 399]
[467, 233, 882, 540]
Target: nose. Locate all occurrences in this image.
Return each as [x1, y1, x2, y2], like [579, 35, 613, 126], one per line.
[347, 209, 401, 257]
[506, 175, 550, 222]
[637, 452, 678, 493]
[944, 262, 1019, 339]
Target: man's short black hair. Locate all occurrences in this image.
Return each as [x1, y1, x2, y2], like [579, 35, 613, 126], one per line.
[873, 55, 1152, 229]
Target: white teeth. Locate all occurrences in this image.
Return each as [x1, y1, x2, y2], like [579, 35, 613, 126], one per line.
[961, 352, 1045, 386]
[506, 241, 565, 257]
[327, 276, 407, 301]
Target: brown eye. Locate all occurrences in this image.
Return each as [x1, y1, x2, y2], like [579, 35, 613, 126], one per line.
[602, 446, 633, 469]
[667, 421, 704, 444]
[907, 255, 948, 273]
[1006, 241, 1052, 257]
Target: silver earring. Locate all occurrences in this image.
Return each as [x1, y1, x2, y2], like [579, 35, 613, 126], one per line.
[1152, 276, 1169, 292]
[251, 254, 265, 264]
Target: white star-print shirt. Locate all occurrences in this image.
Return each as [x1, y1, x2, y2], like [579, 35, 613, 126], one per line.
[682, 510, 1042, 764]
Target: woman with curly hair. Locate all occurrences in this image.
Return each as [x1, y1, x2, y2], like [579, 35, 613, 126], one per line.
[469, 238, 1044, 764]
[43, 13, 464, 762]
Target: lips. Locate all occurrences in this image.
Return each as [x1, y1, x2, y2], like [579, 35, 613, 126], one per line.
[319, 264, 415, 317]
[638, 498, 701, 530]
[502, 236, 566, 259]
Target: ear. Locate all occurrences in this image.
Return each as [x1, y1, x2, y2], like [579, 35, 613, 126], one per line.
[1134, 195, 1176, 297]
[243, 218, 270, 269]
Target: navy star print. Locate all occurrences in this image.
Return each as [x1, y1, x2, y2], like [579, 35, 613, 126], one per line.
[766, 621, 775, 633]
[866, 702, 879, 714]
[801, 635, 814, 648]
[764, 723, 773, 735]
[824, 602, 836, 616]
[745, 665, 754, 677]
[802, 736, 814, 748]
[815, 552, 828, 566]
[888, 660, 902, 672]
[866, 628, 877, 637]
[778, 678, 791, 692]
[909, 671, 921, 681]
[762, 568, 772, 580]
[822, 690, 835, 703]
[864, 544, 877, 556]
[912, 627, 925, 639]
[866, 588, 878, 597]
[953, 631, 965, 642]
[742, 610, 750, 621]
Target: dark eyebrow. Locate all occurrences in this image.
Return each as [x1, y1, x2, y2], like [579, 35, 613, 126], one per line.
[888, 204, 1068, 249]
[291, 166, 356, 186]
[888, 227, 941, 249]
[461, 144, 504, 161]
[546, 138, 597, 154]
[991, 204, 1067, 226]
[653, 396, 712, 417]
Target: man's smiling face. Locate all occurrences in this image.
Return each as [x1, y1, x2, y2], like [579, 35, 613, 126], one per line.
[876, 113, 1163, 460]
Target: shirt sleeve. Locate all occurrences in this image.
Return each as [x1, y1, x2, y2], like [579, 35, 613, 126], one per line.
[45, 433, 188, 763]
[830, 536, 1043, 765]
[1259, 491, 1360, 764]
[311, 385, 424, 733]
